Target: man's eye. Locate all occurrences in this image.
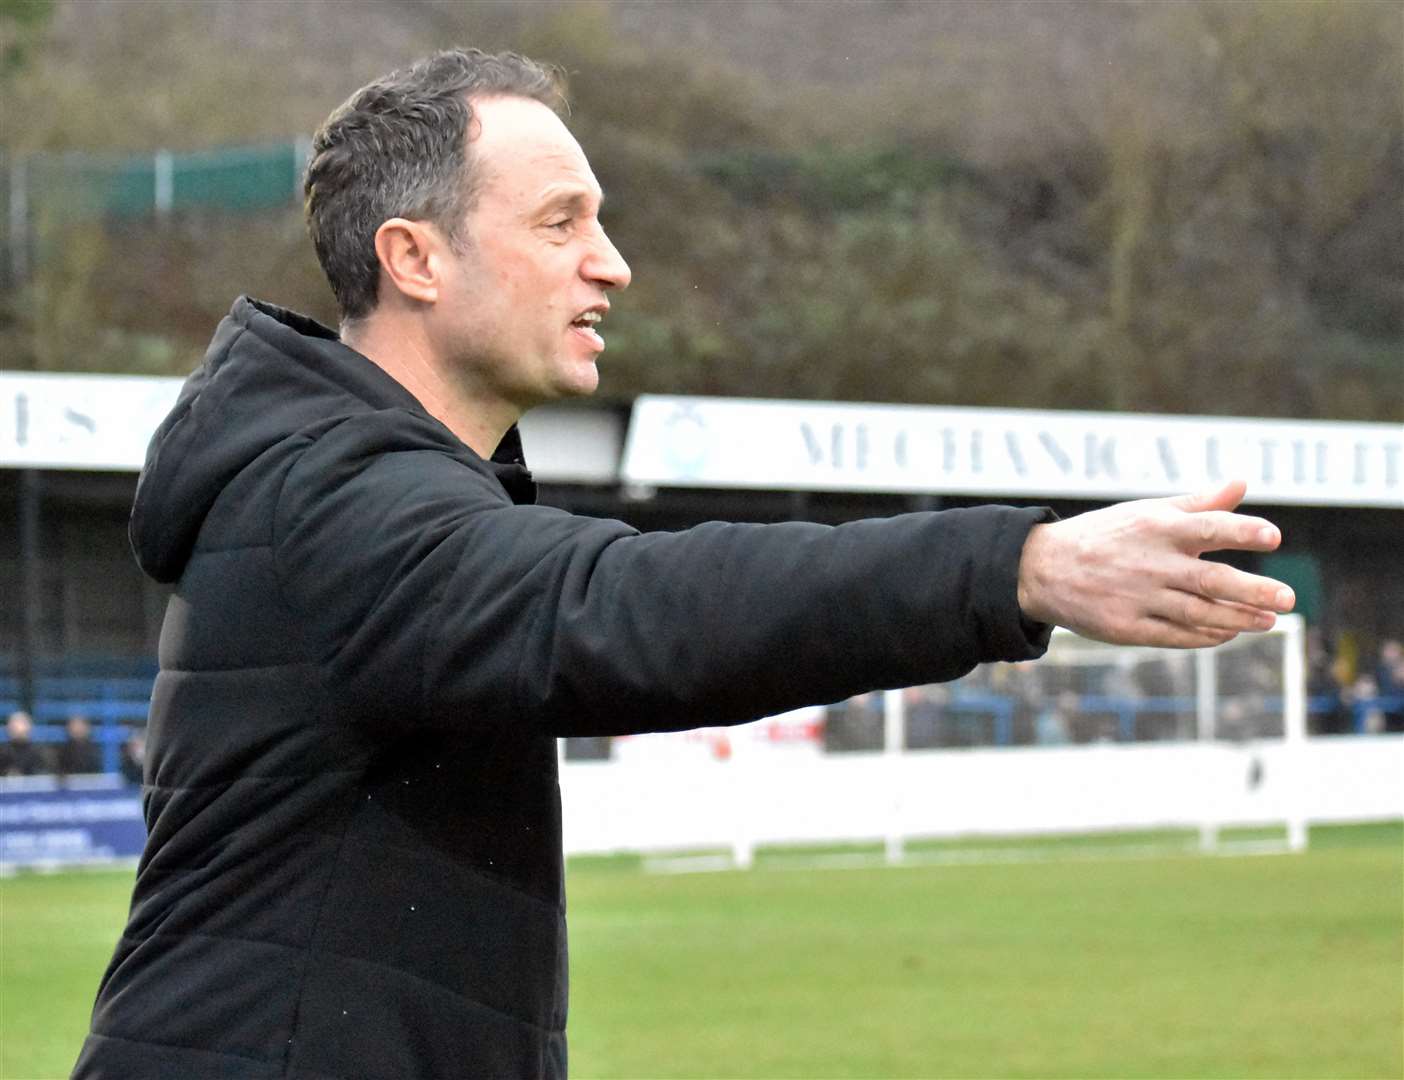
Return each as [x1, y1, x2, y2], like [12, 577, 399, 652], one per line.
[545, 218, 571, 230]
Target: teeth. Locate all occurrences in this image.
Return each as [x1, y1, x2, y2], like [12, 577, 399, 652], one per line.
[576, 312, 602, 325]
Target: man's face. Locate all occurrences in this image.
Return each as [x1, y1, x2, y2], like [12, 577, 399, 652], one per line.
[431, 95, 631, 419]
[7, 712, 31, 740]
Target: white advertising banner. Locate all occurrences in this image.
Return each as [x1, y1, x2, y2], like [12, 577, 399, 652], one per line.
[0, 372, 626, 481]
[622, 396, 1404, 507]
[0, 371, 182, 472]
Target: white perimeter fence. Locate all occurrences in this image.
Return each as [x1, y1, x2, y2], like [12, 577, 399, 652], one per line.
[560, 736, 1404, 863]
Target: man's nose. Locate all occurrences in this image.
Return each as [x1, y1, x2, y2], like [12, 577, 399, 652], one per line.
[584, 229, 631, 291]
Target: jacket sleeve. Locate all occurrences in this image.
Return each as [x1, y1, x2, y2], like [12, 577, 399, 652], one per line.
[273, 414, 1054, 737]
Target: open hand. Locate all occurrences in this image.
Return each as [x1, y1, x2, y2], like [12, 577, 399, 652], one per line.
[1017, 480, 1296, 648]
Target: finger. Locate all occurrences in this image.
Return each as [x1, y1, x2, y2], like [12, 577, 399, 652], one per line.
[1154, 589, 1279, 633]
[1176, 511, 1282, 554]
[1168, 479, 1247, 515]
[1177, 559, 1296, 612]
[1110, 617, 1239, 650]
[1214, 597, 1285, 626]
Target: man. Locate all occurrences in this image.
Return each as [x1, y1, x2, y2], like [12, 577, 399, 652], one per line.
[117, 726, 145, 787]
[55, 713, 104, 779]
[74, 49, 1293, 1079]
[0, 710, 48, 777]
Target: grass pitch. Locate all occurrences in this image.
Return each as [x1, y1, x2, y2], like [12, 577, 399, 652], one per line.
[3, 823, 1400, 1079]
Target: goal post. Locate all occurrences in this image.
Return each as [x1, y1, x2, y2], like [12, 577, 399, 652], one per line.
[870, 613, 1310, 863]
[1191, 612, 1308, 853]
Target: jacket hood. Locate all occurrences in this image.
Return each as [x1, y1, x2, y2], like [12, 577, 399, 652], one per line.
[130, 297, 439, 583]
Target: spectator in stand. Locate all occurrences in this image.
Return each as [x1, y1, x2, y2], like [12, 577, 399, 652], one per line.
[0, 710, 49, 776]
[824, 692, 884, 752]
[1035, 690, 1077, 745]
[903, 684, 946, 749]
[1305, 627, 1347, 735]
[1375, 638, 1404, 733]
[55, 714, 104, 779]
[990, 660, 1042, 745]
[118, 724, 146, 786]
[1347, 675, 1387, 734]
[119, 728, 146, 787]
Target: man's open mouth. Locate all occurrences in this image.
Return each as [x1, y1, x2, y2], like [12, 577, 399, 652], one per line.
[570, 308, 607, 349]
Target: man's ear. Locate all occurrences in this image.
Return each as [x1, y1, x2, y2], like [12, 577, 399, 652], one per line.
[373, 218, 444, 305]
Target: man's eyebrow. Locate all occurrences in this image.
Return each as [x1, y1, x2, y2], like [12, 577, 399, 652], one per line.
[535, 185, 606, 213]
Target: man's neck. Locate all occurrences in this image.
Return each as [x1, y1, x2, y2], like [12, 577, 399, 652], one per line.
[342, 317, 515, 460]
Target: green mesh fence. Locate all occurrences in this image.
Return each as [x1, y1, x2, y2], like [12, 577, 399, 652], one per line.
[3, 143, 307, 283]
[169, 144, 302, 211]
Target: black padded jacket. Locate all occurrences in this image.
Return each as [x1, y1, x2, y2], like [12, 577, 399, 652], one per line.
[73, 296, 1053, 1079]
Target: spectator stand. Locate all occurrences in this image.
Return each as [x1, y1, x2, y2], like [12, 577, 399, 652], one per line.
[0, 657, 154, 776]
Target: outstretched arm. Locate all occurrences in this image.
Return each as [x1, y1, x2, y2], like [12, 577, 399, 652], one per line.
[1017, 480, 1295, 649]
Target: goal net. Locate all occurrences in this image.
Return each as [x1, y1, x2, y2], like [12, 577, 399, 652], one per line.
[819, 613, 1308, 862]
[1019, 614, 1307, 853]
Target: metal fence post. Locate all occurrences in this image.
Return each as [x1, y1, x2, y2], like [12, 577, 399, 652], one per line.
[7, 155, 29, 285]
[17, 469, 44, 717]
[154, 149, 173, 217]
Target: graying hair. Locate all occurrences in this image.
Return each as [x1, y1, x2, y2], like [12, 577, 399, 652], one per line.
[304, 48, 566, 322]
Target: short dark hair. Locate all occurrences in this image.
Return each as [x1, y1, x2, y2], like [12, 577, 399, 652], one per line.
[304, 48, 566, 322]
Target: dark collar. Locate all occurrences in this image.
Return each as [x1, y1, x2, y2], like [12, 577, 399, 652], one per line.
[488, 425, 537, 505]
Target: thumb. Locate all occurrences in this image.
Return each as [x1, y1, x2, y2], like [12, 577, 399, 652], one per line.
[1169, 478, 1247, 514]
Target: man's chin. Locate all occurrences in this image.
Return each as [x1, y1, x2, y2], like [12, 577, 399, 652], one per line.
[557, 359, 601, 399]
